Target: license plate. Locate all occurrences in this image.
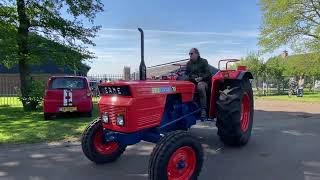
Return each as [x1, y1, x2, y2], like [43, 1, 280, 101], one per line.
[99, 86, 131, 96]
[59, 107, 77, 112]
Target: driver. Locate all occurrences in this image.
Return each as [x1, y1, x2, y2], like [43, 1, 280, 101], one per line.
[186, 48, 211, 119]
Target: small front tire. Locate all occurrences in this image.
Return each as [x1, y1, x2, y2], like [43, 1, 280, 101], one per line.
[81, 118, 126, 164]
[149, 131, 203, 180]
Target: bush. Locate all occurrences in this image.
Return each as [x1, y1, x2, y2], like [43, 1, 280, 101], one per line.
[18, 80, 45, 111]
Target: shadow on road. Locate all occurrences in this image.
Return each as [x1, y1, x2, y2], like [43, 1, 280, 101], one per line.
[0, 109, 320, 180]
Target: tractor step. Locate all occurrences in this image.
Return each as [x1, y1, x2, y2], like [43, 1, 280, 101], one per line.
[199, 118, 216, 122]
[206, 118, 216, 122]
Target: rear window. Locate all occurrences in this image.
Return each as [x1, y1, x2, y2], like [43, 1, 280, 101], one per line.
[50, 78, 86, 89]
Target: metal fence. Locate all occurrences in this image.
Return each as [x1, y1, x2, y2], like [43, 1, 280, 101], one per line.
[0, 76, 22, 106]
[252, 76, 320, 96]
[86, 74, 138, 102]
[87, 74, 124, 82]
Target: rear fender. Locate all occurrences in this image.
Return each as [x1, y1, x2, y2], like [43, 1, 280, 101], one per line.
[237, 71, 254, 80]
[208, 71, 253, 118]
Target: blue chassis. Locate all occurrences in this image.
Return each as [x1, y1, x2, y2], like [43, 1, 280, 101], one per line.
[103, 101, 205, 146]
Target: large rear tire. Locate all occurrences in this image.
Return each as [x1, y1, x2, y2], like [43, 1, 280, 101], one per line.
[81, 118, 126, 164]
[216, 78, 254, 146]
[149, 131, 203, 180]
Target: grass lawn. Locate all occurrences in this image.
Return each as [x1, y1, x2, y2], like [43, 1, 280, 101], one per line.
[255, 92, 320, 103]
[0, 104, 99, 144]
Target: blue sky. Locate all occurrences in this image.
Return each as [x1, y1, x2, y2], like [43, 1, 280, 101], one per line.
[83, 0, 282, 74]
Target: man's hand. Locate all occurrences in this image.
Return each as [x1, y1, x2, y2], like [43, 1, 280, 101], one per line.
[195, 77, 203, 82]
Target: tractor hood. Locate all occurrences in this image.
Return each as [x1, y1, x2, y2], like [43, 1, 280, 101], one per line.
[98, 80, 195, 102]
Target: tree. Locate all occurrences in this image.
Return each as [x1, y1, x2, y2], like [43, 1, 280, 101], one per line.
[0, 0, 103, 110]
[284, 53, 320, 91]
[266, 56, 286, 94]
[284, 53, 320, 77]
[259, 0, 320, 53]
[238, 53, 266, 93]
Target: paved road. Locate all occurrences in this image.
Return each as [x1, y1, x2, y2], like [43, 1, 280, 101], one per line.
[1, 101, 320, 180]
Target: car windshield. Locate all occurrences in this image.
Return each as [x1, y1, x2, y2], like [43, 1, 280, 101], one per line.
[50, 78, 85, 89]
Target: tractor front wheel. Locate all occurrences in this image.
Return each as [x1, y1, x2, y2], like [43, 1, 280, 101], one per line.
[81, 118, 126, 164]
[148, 131, 203, 180]
[216, 78, 254, 146]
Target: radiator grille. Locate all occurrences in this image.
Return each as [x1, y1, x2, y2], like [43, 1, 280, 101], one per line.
[100, 105, 126, 124]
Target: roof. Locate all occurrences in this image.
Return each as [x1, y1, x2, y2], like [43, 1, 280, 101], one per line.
[0, 25, 91, 75]
[147, 62, 187, 78]
[146, 61, 219, 78]
[0, 61, 90, 75]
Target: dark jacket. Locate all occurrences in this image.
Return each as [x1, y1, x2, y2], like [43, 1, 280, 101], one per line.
[186, 57, 211, 83]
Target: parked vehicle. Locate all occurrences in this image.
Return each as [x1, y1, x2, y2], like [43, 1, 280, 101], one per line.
[43, 76, 93, 120]
[315, 80, 320, 89]
[288, 77, 298, 96]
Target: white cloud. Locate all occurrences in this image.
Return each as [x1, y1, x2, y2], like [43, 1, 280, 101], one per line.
[176, 41, 218, 47]
[97, 34, 128, 40]
[101, 27, 259, 38]
[176, 40, 242, 48]
[100, 28, 137, 32]
[145, 38, 162, 43]
[95, 47, 138, 52]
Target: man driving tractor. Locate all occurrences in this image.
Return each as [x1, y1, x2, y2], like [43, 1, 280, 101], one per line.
[186, 48, 211, 119]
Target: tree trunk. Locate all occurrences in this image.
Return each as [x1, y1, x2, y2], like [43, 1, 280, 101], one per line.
[16, 0, 31, 110]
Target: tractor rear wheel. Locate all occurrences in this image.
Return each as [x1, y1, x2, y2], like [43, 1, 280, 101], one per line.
[216, 78, 254, 146]
[148, 131, 203, 180]
[81, 118, 126, 164]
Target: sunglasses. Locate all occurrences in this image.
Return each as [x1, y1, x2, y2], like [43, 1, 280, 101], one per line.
[189, 52, 194, 55]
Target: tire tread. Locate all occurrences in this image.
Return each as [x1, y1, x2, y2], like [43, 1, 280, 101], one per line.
[148, 131, 203, 180]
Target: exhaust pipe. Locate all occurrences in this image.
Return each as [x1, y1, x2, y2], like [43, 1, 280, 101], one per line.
[138, 28, 146, 80]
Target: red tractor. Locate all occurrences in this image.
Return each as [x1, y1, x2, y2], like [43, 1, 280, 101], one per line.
[81, 28, 254, 180]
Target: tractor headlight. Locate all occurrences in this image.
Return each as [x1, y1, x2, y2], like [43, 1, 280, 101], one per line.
[101, 113, 109, 123]
[116, 114, 125, 126]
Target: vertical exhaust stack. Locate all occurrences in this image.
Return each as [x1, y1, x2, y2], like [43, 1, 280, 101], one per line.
[138, 28, 146, 80]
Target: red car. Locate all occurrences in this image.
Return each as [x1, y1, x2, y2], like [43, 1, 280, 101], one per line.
[43, 76, 93, 120]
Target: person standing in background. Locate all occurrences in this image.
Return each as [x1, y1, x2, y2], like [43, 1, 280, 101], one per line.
[297, 75, 305, 97]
